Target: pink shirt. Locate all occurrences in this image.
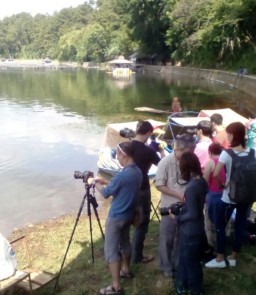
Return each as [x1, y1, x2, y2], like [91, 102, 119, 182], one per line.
[208, 158, 226, 192]
[194, 139, 212, 172]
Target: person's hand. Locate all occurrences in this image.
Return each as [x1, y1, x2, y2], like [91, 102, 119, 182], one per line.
[95, 177, 106, 185]
[169, 212, 175, 219]
[87, 177, 95, 185]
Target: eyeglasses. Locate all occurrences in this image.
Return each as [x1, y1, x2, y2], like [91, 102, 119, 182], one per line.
[117, 144, 127, 156]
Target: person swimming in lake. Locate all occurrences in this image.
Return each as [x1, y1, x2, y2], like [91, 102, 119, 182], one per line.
[171, 97, 182, 113]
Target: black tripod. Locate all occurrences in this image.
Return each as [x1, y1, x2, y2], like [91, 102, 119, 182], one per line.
[53, 183, 105, 293]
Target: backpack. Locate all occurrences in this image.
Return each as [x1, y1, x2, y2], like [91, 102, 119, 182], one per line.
[0, 233, 17, 281]
[226, 148, 256, 204]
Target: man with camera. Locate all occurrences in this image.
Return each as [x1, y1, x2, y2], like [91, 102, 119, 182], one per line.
[131, 120, 165, 264]
[155, 134, 196, 278]
[91, 142, 142, 295]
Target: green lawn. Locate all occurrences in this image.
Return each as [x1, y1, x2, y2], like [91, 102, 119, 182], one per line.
[8, 185, 256, 295]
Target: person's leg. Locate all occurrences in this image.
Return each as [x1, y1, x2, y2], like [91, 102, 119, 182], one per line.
[104, 218, 123, 291]
[205, 201, 233, 267]
[186, 236, 204, 295]
[175, 232, 188, 294]
[109, 261, 121, 291]
[159, 215, 177, 276]
[120, 220, 132, 275]
[230, 203, 251, 260]
[132, 189, 151, 263]
[215, 201, 233, 259]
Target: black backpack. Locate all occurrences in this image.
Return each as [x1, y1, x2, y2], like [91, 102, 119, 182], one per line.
[226, 148, 256, 204]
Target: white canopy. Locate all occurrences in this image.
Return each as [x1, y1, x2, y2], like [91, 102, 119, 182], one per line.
[107, 55, 132, 64]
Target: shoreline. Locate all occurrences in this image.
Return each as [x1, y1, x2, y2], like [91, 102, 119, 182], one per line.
[0, 59, 82, 70]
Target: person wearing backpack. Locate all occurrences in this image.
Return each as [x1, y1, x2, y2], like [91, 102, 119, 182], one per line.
[205, 122, 254, 268]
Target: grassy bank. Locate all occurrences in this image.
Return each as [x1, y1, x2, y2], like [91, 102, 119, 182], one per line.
[9, 186, 256, 295]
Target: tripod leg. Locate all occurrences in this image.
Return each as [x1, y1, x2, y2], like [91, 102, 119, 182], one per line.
[87, 199, 95, 263]
[151, 200, 160, 222]
[91, 203, 105, 240]
[53, 193, 87, 293]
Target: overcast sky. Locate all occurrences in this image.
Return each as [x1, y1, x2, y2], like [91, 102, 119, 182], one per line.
[0, 0, 89, 20]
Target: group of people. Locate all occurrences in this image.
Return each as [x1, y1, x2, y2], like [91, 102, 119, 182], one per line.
[89, 115, 253, 295]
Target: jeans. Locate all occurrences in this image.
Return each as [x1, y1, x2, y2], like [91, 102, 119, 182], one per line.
[215, 200, 250, 254]
[132, 188, 151, 263]
[206, 191, 222, 224]
[176, 232, 204, 295]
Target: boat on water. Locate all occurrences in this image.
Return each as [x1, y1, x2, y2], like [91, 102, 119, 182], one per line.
[98, 108, 248, 177]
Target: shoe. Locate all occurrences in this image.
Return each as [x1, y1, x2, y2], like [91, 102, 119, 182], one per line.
[120, 271, 134, 279]
[100, 285, 121, 295]
[205, 258, 226, 268]
[141, 255, 154, 263]
[227, 256, 236, 267]
[175, 286, 186, 295]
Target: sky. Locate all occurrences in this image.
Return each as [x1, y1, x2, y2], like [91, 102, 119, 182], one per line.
[0, 0, 90, 20]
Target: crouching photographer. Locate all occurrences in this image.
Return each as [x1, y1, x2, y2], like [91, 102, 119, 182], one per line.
[90, 141, 142, 295]
[155, 134, 196, 278]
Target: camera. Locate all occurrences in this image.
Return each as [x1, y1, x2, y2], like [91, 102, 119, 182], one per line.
[74, 171, 94, 183]
[119, 128, 135, 139]
[159, 202, 183, 216]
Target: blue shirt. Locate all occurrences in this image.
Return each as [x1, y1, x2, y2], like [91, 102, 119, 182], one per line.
[102, 163, 142, 220]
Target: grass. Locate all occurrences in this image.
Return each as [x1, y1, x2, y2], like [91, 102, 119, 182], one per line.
[8, 184, 256, 295]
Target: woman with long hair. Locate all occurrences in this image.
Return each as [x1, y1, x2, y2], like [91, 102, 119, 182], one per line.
[172, 152, 208, 295]
[205, 122, 252, 268]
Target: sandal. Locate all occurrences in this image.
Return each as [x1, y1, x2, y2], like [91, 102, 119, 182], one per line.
[120, 270, 134, 279]
[141, 255, 154, 263]
[99, 285, 121, 295]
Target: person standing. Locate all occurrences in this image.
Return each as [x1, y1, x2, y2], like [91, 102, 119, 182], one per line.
[92, 142, 142, 294]
[174, 152, 208, 295]
[131, 120, 164, 264]
[203, 143, 226, 249]
[205, 122, 252, 268]
[155, 134, 196, 278]
[210, 113, 229, 149]
[194, 120, 212, 172]
[171, 97, 182, 113]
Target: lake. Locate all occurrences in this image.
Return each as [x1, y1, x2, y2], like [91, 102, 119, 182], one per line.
[0, 68, 254, 236]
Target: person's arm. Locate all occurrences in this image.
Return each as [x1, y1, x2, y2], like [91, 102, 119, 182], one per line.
[176, 186, 198, 223]
[156, 185, 184, 202]
[213, 161, 226, 188]
[155, 157, 184, 201]
[203, 159, 214, 183]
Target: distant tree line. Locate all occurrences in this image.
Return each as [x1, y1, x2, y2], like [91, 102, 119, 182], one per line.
[0, 0, 255, 71]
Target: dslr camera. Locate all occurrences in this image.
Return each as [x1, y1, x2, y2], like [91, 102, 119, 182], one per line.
[159, 202, 183, 216]
[74, 171, 94, 183]
[119, 128, 135, 139]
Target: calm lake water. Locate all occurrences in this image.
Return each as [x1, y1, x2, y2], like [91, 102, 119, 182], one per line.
[0, 68, 255, 236]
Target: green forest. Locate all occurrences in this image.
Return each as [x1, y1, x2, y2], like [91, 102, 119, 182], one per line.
[1, 0, 256, 72]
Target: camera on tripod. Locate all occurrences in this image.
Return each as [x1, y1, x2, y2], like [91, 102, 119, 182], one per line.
[159, 202, 183, 216]
[74, 170, 94, 183]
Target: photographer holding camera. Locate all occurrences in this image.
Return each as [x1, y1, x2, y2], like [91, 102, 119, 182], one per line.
[174, 152, 208, 295]
[91, 141, 142, 295]
[155, 134, 196, 278]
